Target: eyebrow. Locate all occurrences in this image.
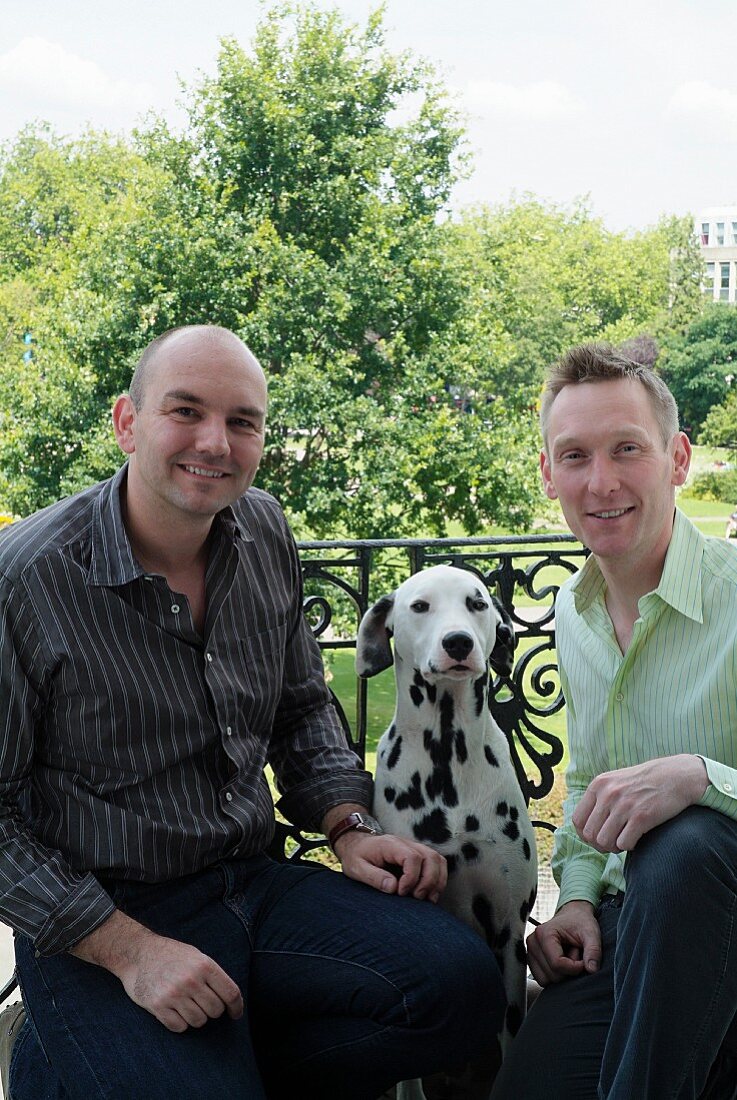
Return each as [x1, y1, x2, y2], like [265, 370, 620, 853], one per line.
[162, 389, 266, 420]
[553, 425, 651, 451]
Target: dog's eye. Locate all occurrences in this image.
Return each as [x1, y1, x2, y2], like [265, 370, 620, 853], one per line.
[473, 599, 488, 611]
[410, 600, 430, 613]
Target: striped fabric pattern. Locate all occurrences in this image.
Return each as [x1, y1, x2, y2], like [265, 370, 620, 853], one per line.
[0, 465, 370, 954]
[553, 509, 737, 908]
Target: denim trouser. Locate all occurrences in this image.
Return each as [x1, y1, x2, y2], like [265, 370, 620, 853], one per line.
[491, 806, 737, 1100]
[10, 855, 504, 1100]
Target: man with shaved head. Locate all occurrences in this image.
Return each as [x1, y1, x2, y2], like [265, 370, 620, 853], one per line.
[0, 326, 503, 1099]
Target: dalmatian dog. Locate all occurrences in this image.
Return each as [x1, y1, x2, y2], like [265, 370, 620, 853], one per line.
[357, 565, 537, 1096]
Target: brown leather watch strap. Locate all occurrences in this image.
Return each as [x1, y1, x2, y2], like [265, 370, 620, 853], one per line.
[327, 812, 382, 851]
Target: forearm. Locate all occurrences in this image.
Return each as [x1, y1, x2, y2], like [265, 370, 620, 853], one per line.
[69, 908, 155, 976]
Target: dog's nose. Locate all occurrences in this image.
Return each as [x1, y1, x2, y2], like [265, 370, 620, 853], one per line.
[441, 632, 474, 661]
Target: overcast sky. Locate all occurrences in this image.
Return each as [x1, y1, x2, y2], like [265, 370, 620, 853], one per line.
[1, 0, 735, 232]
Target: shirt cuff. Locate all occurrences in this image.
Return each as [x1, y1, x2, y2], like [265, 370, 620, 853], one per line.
[34, 873, 117, 956]
[277, 770, 373, 833]
[697, 755, 737, 821]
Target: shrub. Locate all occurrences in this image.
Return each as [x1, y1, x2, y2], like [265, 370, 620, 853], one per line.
[686, 468, 737, 503]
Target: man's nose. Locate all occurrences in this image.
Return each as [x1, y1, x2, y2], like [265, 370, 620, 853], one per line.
[587, 454, 619, 495]
[195, 418, 229, 455]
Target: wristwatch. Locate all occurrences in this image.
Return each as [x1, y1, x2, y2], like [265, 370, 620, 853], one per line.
[328, 812, 383, 851]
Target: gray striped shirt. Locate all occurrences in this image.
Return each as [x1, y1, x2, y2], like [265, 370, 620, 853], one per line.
[0, 465, 371, 954]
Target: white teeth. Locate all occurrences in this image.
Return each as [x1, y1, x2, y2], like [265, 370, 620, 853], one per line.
[595, 508, 628, 518]
[183, 466, 225, 479]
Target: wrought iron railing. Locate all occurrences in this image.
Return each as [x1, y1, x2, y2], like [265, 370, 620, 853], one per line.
[276, 534, 588, 862]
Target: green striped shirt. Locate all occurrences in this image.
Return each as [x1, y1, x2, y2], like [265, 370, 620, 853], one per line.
[553, 508, 737, 908]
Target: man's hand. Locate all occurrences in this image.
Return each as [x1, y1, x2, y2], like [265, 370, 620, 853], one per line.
[70, 910, 243, 1033]
[572, 754, 709, 853]
[526, 900, 601, 986]
[333, 831, 448, 903]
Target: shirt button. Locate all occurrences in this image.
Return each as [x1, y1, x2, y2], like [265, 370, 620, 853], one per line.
[226, 726, 232, 736]
[171, 604, 180, 614]
[225, 792, 233, 802]
[206, 653, 213, 663]
[615, 692, 624, 702]
[724, 782, 733, 793]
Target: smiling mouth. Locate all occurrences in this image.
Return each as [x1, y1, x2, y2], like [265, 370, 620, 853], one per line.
[590, 507, 634, 519]
[179, 465, 228, 480]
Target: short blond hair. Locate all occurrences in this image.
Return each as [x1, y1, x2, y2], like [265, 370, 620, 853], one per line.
[540, 343, 679, 453]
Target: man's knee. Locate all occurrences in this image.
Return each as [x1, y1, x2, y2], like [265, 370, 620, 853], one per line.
[626, 805, 737, 901]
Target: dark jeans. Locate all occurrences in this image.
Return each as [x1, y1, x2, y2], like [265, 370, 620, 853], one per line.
[10, 855, 504, 1100]
[491, 806, 737, 1100]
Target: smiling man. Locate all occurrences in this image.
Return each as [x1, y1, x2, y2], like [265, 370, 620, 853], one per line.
[492, 343, 737, 1100]
[0, 325, 503, 1099]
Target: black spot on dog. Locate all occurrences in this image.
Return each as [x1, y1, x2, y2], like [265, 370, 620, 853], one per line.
[506, 1003, 523, 1038]
[410, 685, 424, 707]
[455, 729, 467, 763]
[519, 887, 537, 923]
[503, 820, 520, 842]
[384, 787, 396, 803]
[509, 806, 519, 821]
[496, 923, 511, 951]
[462, 842, 479, 862]
[496, 801, 508, 816]
[473, 674, 487, 718]
[422, 705, 461, 807]
[485, 746, 499, 767]
[515, 938, 527, 965]
[472, 894, 497, 954]
[387, 723, 397, 741]
[426, 682, 437, 704]
[523, 838, 531, 861]
[446, 853, 458, 875]
[465, 815, 480, 832]
[413, 808, 451, 844]
[395, 771, 426, 811]
[386, 736, 402, 770]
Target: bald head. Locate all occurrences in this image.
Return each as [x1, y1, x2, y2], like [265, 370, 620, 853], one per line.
[129, 326, 265, 411]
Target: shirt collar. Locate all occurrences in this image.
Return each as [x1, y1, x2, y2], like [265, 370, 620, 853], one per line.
[87, 464, 252, 587]
[570, 507, 704, 623]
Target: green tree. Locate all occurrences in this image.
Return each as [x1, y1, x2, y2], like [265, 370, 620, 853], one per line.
[444, 198, 685, 405]
[0, 4, 544, 537]
[660, 304, 737, 435]
[698, 389, 737, 448]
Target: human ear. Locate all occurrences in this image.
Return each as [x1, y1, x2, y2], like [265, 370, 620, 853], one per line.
[671, 431, 691, 488]
[112, 395, 137, 455]
[540, 449, 558, 500]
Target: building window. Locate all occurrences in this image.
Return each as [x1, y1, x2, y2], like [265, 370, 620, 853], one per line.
[717, 222, 726, 246]
[705, 262, 716, 296]
[702, 222, 710, 245]
[731, 222, 737, 245]
[720, 262, 730, 300]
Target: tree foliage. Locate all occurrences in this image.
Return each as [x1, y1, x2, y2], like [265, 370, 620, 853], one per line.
[660, 304, 737, 435]
[0, 5, 703, 536]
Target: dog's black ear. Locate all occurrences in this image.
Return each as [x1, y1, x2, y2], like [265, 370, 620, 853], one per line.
[490, 596, 516, 677]
[356, 594, 396, 678]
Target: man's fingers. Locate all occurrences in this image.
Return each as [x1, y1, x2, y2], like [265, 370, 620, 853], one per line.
[206, 966, 244, 1019]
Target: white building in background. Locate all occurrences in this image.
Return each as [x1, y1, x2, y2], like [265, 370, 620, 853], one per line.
[697, 208, 737, 303]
